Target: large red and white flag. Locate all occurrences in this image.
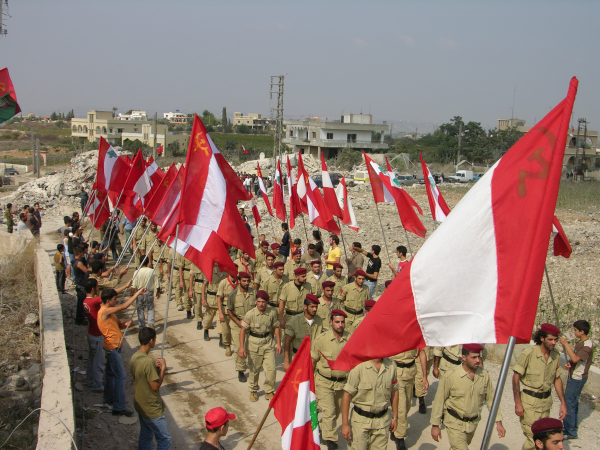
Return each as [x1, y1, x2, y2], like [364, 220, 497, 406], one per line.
[146, 156, 165, 187]
[329, 78, 578, 371]
[250, 197, 261, 229]
[256, 162, 273, 217]
[85, 190, 111, 229]
[286, 156, 302, 229]
[321, 153, 343, 219]
[335, 176, 359, 232]
[420, 153, 451, 222]
[364, 153, 427, 238]
[270, 336, 320, 450]
[295, 152, 310, 215]
[552, 215, 572, 258]
[161, 115, 255, 280]
[145, 164, 181, 224]
[123, 150, 153, 208]
[273, 159, 286, 222]
[94, 137, 131, 193]
[297, 158, 340, 234]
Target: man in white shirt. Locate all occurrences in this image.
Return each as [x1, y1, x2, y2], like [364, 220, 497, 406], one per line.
[131, 257, 160, 328]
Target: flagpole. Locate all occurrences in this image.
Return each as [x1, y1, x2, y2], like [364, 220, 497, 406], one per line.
[161, 223, 179, 359]
[479, 336, 516, 450]
[300, 214, 309, 244]
[402, 227, 414, 259]
[104, 211, 123, 260]
[109, 218, 150, 280]
[246, 407, 272, 450]
[336, 218, 349, 263]
[114, 217, 143, 267]
[80, 188, 96, 224]
[374, 203, 392, 266]
[87, 193, 109, 241]
[544, 265, 569, 362]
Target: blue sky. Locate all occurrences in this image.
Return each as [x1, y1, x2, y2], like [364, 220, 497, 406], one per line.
[2, 0, 598, 132]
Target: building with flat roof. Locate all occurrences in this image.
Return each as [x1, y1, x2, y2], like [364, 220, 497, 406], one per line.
[117, 110, 148, 121]
[233, 112, 269, 130]
[282, 116, 389, 159]
[163, 111, 188, 124]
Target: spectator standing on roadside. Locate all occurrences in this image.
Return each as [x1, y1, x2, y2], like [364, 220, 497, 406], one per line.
[130, 327, 171, 450]
[33, 202, 42, 230]
[54, 244, 66, 294]
[200, 407, 236, 450]
[132, 257, 160, 329]
[121, 217, 135, 255]
[56, 216, 72, 238]
[73, 246, 91, 325]
[82, 278, 104, 393]
[17, 213, 29, 237]
[4, 203, 14, 233]
[274, 222, 291, 259]
[80, 186, 89, 213]
[354, 244, 381, 298]
[388, 245, 408, 278]
[345, 242, 365, 283]
[26, 206, 40, 239]
[312, 230, 324, 256]
[325, 235, 341, 277]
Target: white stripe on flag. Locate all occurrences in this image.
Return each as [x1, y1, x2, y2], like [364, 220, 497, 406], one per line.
[281, 380, 316, 450]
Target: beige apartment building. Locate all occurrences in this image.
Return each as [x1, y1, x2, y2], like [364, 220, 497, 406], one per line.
[232, 112, 269, 130]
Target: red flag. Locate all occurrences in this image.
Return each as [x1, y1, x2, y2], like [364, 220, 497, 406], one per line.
[297, 158, 340, 234]
[153, 165, 184, 228]
[242, 144, 249, 155]
[385, 156, 423, 215]
[328, 78, 578, 371]
[270, 336, 320, 450]
[146, 156, 165, 186]
[85, 190, 110, 229]
[273, 159, 286, 222]
[256, 163, 273, 216]
[0, 68, 21, 124]
[122, 150, 153, 208]
[336, 176, 358, 232]
[250, 197, 261, 228]
[93, 137, 131, 193]
[420, 153, 451, 222]
[321, 153, 343, 219]
[552, 215, 572, 258]
[286, 156, 301, 230]
[295, 152, 309, 215]
[156, 145, 164, 154]
[144, 163, 177, 222]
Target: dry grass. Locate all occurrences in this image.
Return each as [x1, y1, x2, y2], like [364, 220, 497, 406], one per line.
[556, 180, 600, 213]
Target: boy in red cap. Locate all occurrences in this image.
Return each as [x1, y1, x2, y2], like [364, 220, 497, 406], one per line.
[431, 344, 505, 449]
[531, 417, 564, 450]
[512, 323, 566, 450]
[201, 407, 236, 450]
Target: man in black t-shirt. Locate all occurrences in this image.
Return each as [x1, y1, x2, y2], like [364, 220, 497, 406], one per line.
[356, 244, 381, 298]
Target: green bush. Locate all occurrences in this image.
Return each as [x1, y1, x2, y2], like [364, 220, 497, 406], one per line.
[336, 147, 363, 171]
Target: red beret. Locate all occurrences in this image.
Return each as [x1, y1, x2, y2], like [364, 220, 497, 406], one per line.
[305, 294, 319, 305]
[531, 417, 563, 435]
[261, 240, 269, 246]
[384, 280, 392, 287]
[238, 271, 251, 279]
[257, 290, 269, 301]
[332, 263, 343, 269]
[270, 243, 280, 249]
[265, 252, 275, 258]
[462, 343, 484, 353]
[354, 269, 367, 277]
[331, 309, 347, 318]
[541, 323, 560, 336]
[365, 300, 376, 308]
[321, 280, 335, 288]
[273, 261, 285, 268]
[310, 260, 321, 266]
[292, 249, 302, 256]
[294, 267, 307, 275]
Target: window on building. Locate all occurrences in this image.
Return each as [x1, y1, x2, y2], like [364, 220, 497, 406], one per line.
[290, 130, 294, 137]
[347, 134, 357, 143]
[117, 128, 123, 133]
[327, 133, 333, 140]
[312, 132, 316, 139]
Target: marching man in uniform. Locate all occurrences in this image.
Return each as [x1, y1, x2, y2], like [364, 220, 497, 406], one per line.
[338, 269, 369, 333]
[433, 345, 463, 379]
[217, 272, 238, 357]
[200, 263, 227, 342]
[316, 280, 340, 332]
[278, 267, 312, 330]
[283, 294, 322, 371]
[227, 272, 256, 383]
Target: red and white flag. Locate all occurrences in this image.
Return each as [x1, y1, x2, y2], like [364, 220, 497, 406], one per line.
[321, 153, 343, 219]
[93, 137, 131, 193]
[256, 162, 273, 217]
[146, 156, 165, 187]
[250, 197, 261, 228]
[85, 190, 110, 229]
[123, 150, 153, 208]
[273, 159, 286, 222]
[297, 157, 340, 234]
[552, 215, 572, 258]
[145, 164, 181, 224]
[156, 145, 164, 155]
[420, 153, 451, 222]
[270, 336, 320, 450]
[328, 78, 578, 370]
[242, 144, 249, 155]
[364, 153, 426, 238]
[335, 176, 358, 232]
[295, 152, 310, 215]
[286, 156, 302, 230]
[384, 156, 423, 215]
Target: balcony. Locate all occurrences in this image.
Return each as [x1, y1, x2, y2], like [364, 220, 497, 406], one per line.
[284, 137, 388, 150]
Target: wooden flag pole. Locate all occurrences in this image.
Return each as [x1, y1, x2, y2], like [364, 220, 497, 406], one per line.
[161, 223, 179, 359]
[300, 214, 309, 244]
[336, 218, 349, 263]
[374, 203, 392, 266]
[246, 407, 272, 450]
[403, 227, 414, 259]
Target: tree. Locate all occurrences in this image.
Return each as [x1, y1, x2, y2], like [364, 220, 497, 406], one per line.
[237, 124, 250, 134]
[112, 107, 118, 118]
[202, 110, 217, 126]
[50, 112, 58, 121]
[221, 107, 227, 128]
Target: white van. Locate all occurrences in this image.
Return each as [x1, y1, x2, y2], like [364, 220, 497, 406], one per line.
[448, 170, 474, 183]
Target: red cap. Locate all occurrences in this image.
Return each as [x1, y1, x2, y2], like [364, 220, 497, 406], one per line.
[384, 280, 392, 288]
[332, 263, 343, 269]
[310, 260, 321, 266]
[321, 280, 335, 288]
[462, 343, 484, 353]
[270, 243, 280, 249]
[305, 294, 319, 305]
[238, 271, 251, 279]
[331, 309, 347, 318]
[292, 249, 302, 256]
[273, 261, 285, 268]
[205, 407, 236, 429]
[257, 290, 269, 301]
[541, 323, 560, 336]
[531, 417, 563, 435]
[261, 240, 269, 246]
[265, 252, 275, 258]
[354, 269, 367, 277]
[365, 300, 376, 308]
[294, 267, 307, 276]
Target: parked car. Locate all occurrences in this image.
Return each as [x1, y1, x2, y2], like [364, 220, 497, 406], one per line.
[395, 174, 415, 186]
[312, 174, 341, 188]
[473, 172, 485, 181]
[448, 170, 474, 183]
[352, 170, 370, 184]
[4, 168, 19, 176]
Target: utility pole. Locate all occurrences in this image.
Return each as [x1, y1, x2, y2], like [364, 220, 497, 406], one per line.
[35, 138, 40, 178]
[270, 75, 285, 175]
[31, 128, 35, 175]
[576, 118, 587, 180]
[0, 0, 8, 38]
[153, 112, 157, 160]
[457, 122, 463, 169]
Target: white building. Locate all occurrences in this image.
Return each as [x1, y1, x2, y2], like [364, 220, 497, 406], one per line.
[117, 110, 148, 121]
[163, 111, 188, 124]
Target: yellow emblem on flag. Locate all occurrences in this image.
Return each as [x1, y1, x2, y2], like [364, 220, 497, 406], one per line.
[194, 133, 209, 156]
[0, 83, 5, 92]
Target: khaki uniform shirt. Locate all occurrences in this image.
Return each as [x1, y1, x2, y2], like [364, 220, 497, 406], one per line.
[242, 306, 280, 355]
[190, 264, 204, 293]
[234, 257, 254, 276]
[204, 266, 227, 308]
[134, 224, 147, 246]
[254, 250, 267, 270]
[285, 313, 323, 351]
[338, 282, 369, 313]
[89, 273, 119, 293]
[352, 313, 367, 330]
[217, 277, 238, 302]
[311, 329, 350, 390]
[434, 345, 463, 374]
[431, 365, 501, 433]
[316, 296, 341, 331]
[512, 345, 563, 409]
[307, 271, 326, 298]
[177, 254, 192, 279]
[140, 230, 157, 254]
[279, 281, 313, 314]
[151, 239, 165, 266]
[274, 254, 286, 265]
[255, 267, 274, 290]
[263, 274, 284, 307]
[390, 350, 419, 381]
[301, 252, 318, 265]
[326, 275, 347, 299]
[344, 359, 399, 429]
[284, 260, 306, 280]
[227, 287, 257, 321]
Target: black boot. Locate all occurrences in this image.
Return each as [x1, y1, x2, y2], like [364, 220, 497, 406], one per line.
[204, 329, 209, 341]
[186, 310, 192, 320]
[238, 371, 246, 383]
[196, 322, 202, 330]
[395, 437, 407, 450]
[418, 396, 426, 414]
[324, 440, 337, 450]
[219, 334, 225, 348]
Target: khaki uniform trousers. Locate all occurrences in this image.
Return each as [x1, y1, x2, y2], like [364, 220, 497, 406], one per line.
[174, 271, 191, 309]
[393, 374, 415, 440]
[315, 374, 345, 442]
[247, 337, 276, 394]
[348, 412, 389, 450]
[446, 425, 476, 450]
[415, 356, 433, 398]
[220, 314, 232, 346]
[520, 405, 550, 450]
[202, 294, 222, 334]
[193, 291, 204, 322]
[230, 322, 248, 371]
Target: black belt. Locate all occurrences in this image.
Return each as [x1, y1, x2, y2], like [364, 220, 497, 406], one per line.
[207, 291, 217, 296]
[285, 310, 301, 316]
[344, 306, 363, 315]
[523, 389, 551, 399]
[442, 352, 461, 365]
[181, 268, 190, 272]
[353, 406, 388, 419]
[268, 302, 279, 308]
[249, 331, 270, 339]
[446, 408, 478, 423]
[396, 359, 415, 369]
[194, 279, 204, 283]
[318, 371, 347, 382]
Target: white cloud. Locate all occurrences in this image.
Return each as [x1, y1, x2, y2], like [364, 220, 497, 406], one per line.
[352, 37, 369, 49]
[439, 37, 458, 49]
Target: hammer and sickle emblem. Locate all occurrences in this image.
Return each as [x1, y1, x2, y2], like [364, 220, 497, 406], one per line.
[194, 134, 209, 156]
[291, 368, 303, 393]
[0, 83, 5, 92]
[517, 127, 555, 198]
[163, 177, 170, 188]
